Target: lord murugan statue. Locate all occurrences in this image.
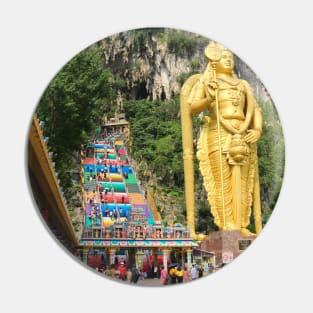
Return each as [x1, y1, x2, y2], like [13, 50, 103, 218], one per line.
[180, 42, 263, 238]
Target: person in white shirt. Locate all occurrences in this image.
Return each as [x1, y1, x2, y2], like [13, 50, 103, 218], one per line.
[190, 264, 198, 280]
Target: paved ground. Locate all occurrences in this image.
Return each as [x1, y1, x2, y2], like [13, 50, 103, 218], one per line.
[104, 277, 164, 287]
[136, 278, 163, 287]
[135, 278, 201, 287]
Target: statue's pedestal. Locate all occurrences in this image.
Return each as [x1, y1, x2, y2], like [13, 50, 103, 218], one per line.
[199, 230, 256, 266]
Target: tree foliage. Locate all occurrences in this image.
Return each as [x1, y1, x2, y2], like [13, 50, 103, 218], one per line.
[36, 46, 115, 196]
[124, 97, 184, 186]
[167, 30, 207, 57]
[257, 101, 285, 224]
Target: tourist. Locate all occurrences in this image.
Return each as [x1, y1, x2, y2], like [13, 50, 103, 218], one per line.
[176, 266, 184, 283]
[160, 265, 168, 285]
[130, 266, 140, 284]
[143, 271, 147, 280]
[198, 265, 203, 278]
[203, 261, 209, 277]
[153, 265, 158, 278]
[126, 267, 132, 283]
[183, 267, 191, 282]
[138, 269, 144, 280]
[115, 266, 120, 279]
[117, 262, 126, 280]
[104, 185, 109, 194]
[105, 265, 115, 278]
[169, 266, 177, 284]
[190, 264, 198, 280]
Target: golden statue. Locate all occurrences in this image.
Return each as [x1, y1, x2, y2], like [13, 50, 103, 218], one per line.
[180, 42, 263, 237]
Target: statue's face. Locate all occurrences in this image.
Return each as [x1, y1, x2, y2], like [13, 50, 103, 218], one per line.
[216, 50, 234, 74]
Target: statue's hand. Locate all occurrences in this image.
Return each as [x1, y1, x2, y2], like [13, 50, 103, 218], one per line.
[205, 81, 218, 99]
[244, 129, 261, 143]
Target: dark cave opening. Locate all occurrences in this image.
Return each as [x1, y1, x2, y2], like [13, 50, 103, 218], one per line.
[135, 81, 148, 99]
[160, 86, 166, 101]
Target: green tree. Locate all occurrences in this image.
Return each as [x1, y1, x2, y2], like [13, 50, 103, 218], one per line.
[124, 98, 184, 186]
[257, 101, 285, 225]
[36, 45, 115, 197]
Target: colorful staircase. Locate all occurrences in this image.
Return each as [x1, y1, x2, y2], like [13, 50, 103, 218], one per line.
[82, 130, 153, 233]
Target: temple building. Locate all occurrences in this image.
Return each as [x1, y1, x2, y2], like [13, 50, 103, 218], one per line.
[27, 114, 202, 275]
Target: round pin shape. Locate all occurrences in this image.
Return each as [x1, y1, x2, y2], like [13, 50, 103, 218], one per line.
[27, 27, 285, 286]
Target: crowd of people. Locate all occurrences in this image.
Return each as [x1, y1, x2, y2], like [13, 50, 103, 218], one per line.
[93, 260, 217, 286]
[159, 262, 213, 285]
[89, 204, 101, 223]
[95, 262, 143, 284]
[83, 135, 128, 226]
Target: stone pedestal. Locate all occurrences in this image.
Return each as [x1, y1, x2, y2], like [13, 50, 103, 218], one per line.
[199, 230, 256, 266]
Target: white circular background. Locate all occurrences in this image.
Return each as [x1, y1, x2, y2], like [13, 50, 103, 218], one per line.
[1, 1, 312, 312]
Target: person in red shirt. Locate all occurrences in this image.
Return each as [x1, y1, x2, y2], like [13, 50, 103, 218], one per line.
[117, 262, 126, 281]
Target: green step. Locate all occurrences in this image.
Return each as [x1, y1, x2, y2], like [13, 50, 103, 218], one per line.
[112, 182, 126, 192]
[85, 217, 92, 227]
[125, 174, 137, 184]
[84, 173, 96, 181]
[126, 183, 141, 193]
[147, 217, 154, 225]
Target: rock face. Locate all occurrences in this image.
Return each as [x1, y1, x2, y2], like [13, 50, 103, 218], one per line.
[98, 28, 271, 103]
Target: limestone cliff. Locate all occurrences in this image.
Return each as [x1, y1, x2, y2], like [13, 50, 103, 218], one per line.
[98, 28, 271, 103]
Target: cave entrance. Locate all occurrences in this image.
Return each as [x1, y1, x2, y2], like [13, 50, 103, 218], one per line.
[160, 86, 166, 101]
[135, 81, 148, 99]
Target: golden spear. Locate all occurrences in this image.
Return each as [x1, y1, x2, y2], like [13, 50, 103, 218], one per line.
[204, 44, 227, 230]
